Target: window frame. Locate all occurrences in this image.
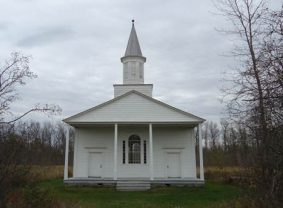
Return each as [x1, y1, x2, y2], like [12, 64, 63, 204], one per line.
[143, 140, 147, 164]
[128, 135, 141, 164]
[122, 135, 147, 165]
[122, 140, 126, 164]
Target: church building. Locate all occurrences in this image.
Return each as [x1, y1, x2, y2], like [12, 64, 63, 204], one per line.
[63, 20, 205, 190]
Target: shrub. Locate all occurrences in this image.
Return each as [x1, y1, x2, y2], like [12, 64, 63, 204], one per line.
[4, 185, 58, 208]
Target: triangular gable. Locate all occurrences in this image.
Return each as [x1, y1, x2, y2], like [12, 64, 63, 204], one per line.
[64, 91, 205, 124]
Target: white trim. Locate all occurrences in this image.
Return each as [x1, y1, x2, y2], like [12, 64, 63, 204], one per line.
[114, 124, 118, 180]
[64, 127, 70, 180]
[73, 129, 77, 178]
[198, 124, 204, 180]
[149, 123, 153, 180]
[84, 147, 107, 149]
[164, 149, 183, 153]
[141, 138, 144, 164]
[162, 147, 185, 149]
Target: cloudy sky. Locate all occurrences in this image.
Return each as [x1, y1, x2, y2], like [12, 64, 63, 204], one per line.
[0, 0, 281, 123]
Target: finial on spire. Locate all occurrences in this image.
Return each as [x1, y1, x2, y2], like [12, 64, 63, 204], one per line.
[123, 19, 144, 58]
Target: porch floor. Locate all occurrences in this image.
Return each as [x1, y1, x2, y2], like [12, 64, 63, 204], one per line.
[64, 177, 205, 187]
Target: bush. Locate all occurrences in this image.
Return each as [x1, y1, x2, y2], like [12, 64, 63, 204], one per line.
[205, 167, 251, 185]
[4, 185, 59, 208]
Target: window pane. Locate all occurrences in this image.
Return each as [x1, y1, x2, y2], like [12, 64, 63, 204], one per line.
[128, 135, 141, 164]
[122, 140, 126, 164]
[144, 140, 147, 164]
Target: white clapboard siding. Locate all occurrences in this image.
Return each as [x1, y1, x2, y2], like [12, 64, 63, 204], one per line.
[65, 91, 203, 123]
[114, 84, 153, 97]
[73, 125, 196, 179]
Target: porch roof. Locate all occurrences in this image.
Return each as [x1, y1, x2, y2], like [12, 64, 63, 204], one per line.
[64, 122, 200, 128]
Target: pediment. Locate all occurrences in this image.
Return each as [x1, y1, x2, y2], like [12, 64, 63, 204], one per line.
[64, 91, 205, 124]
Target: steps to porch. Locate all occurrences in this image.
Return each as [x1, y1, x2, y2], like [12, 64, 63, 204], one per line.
[116, 180, 151, 191]
[64, 178, 205, 191]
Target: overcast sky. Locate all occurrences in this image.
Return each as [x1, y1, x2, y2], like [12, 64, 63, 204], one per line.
[0, 0, 281, 123]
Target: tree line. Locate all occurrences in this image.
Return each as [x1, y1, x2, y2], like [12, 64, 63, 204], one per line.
[0, 120, 74, 204]
[0, 121, 74, 166]
[202, 120, 252, 168]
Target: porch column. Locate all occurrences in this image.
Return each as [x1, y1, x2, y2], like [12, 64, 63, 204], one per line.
[64, 127, 70, 180]
[114, 123, 118, 180]
[149, 123, 154, 180]
[198, 124, 204, 180]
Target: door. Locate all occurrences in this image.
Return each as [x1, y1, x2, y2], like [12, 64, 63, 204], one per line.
[88, 152, 103, 178]
[167, 152, 181, 178]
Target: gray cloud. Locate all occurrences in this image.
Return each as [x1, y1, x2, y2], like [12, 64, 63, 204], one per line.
[17, 27, 75, 47]
[0, 0, 279, 123]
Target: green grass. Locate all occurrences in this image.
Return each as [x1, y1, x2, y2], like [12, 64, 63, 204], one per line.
[39, 179, 243, 208]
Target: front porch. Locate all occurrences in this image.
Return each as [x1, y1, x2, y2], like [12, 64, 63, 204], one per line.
[64, 177, 205, 191]
[63, 123, 205, 190]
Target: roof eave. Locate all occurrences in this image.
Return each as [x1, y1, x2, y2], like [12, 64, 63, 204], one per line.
[65, 121, 204, 128]
[120, 55, 146, 62]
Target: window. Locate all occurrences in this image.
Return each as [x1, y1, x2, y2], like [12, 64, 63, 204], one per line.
[143, 140, 147, 164]
[139, 63, 143, 79]
[128, 135, 141, 164]
[124, 68, 128, 80]
[130, 62, 136, 78]
[122, 140, 126, 164]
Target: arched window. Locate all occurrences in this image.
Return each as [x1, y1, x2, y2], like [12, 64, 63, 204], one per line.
[128, 135, 141, 164]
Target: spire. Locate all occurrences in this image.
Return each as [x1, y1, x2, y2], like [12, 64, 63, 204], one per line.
[124, 20, 143, 57]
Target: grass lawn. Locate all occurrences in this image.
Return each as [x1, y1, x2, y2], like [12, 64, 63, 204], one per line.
[39, 179, 243, 208]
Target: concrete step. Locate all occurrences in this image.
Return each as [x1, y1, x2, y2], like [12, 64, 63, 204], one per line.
[117, 187, 151, 191]
[116, 186, 151, 191]
[116, 180, 151, 191]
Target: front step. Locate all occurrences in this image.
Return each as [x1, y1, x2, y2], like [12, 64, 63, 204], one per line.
[116, 180, 151, 191]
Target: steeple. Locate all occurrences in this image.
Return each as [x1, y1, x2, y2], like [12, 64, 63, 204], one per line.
[124, 20, 143, 57]
[114, 20, 153, 98]
[121, 20, 146, 84]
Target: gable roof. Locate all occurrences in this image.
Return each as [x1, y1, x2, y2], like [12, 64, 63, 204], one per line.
[63, 90, 205, 125]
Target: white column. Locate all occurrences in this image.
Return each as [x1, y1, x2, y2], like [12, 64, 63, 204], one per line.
[114, 123, 118, 180]
[198, 124, 204, 180]
[149, 123, 154, 180]
[64, 127, 70, 180]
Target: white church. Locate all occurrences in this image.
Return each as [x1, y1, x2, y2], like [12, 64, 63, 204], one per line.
[63, 20, 205, 190]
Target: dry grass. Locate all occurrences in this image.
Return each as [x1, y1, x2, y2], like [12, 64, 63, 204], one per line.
[204, 166, 251, 185]
[30, 166, 248, 182]
[27, 166, 72, 182]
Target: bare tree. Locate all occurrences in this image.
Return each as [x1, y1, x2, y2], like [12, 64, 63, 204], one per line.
[202, 122, 209, 149]
[220, 119, 229, 150]
[216, 0, 283, 204]
[0, 52, 61, 124]
[0, 52, 61, 205]
[208, 121, 220, 148]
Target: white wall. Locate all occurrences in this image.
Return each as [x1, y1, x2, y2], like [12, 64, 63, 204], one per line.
[74, 126, 114, 178]
[74, 125, 196, 179]
[113, 84, 153, 97]
[153, 126, 196, 178]
[69, 93, 201, 123]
